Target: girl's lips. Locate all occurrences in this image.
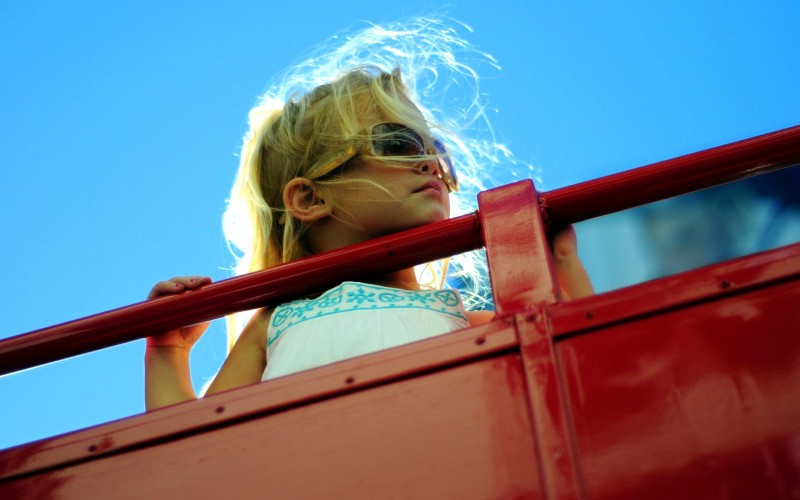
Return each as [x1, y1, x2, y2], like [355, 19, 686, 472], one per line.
[415, 180, 443, 193]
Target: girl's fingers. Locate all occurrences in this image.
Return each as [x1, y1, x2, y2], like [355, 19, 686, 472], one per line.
[170, 276, 212, 288]
[552, 226, 594, 300]
[147, 276, 212, 299]
[147, 281, 184, 299]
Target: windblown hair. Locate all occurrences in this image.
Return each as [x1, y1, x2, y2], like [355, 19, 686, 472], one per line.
[226, 68, 433, 272]
[223, 18, 511, 346]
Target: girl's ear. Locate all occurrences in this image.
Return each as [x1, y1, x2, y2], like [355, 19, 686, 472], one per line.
[283, 178, 332, 223]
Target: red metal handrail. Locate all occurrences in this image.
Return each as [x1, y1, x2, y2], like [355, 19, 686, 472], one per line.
[0, 215, 484, 376]
[540, 124, 800, 226]
[1, 124, 798, 376]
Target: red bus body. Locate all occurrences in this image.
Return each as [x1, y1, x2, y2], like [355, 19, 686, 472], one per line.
[1, 126, 799, 498]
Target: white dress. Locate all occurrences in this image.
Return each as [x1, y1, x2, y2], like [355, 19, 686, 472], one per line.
[262, 282, 470, 380]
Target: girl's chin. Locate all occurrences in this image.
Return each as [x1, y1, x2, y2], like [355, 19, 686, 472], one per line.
[418, 209, 450, 225]
[419, 216, 449, 229]
[396, 215, 448, 234]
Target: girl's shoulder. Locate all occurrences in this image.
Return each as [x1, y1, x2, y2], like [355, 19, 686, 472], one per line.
[237, 307, 274, 347]
[464, 310, 494, 326]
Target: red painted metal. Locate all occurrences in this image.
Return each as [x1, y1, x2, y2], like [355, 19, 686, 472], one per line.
[0, 319, 515, 481]
[479, 180, 561, 314]
[516, 310, 585, 500]
[555, 277, 800, 498]
[539, 124, 800, 227]
[0, 214, 483, 376]
[550, 241, 800, 338]
[479, 180, 582, 498]
[2, 126, 800, 499]
[548, 240, 800, 497]
[4, 244, 798, 498]
[3, 355, 541, 498]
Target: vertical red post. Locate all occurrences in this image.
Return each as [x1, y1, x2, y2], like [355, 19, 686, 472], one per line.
[479, 180, 583, 499]
[478, 180, 561, 314]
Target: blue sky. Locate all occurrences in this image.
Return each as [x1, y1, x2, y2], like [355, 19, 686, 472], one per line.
[1, 1, 799, 449]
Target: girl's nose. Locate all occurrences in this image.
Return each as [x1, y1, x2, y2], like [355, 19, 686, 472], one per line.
[416, 156, 441, 177]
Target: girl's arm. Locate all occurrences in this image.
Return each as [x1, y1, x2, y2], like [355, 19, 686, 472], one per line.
[144, 275, 273, 408]
[205, 308, 272, 396]
[145, 344, 198, 409]
[145, 307, 271, 409]
[144, 276, 212, 411]
[552, 226, 594, 300]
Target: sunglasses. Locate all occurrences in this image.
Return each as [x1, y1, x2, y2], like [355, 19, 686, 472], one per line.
[315, 123, 459, 193]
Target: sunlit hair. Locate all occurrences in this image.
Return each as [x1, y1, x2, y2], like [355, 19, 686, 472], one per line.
[223, 18, 512, 348]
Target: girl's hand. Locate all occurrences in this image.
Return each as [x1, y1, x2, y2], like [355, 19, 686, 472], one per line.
[146, 276, 213, 350]
[552, 226, 595, 300]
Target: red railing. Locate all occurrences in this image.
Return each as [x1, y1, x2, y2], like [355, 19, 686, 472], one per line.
[1, 125, 799, 376]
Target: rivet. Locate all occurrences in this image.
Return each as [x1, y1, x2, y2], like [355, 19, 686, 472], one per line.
[88, 445, 98, 453]
[585, 311, 594, 320]
[345, 376, 355, 385]
[720, 280, 731, 289]
[215, 406, 225, 414]
[526, 314, 537, 323]
[475, 337, 486, 346]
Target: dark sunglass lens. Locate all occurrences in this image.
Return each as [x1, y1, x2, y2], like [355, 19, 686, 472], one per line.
[372, 124, 424, 157]
[434, 139, 458, 192]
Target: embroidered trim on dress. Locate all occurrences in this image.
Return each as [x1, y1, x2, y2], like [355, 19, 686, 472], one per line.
[267, 282, 466, 347]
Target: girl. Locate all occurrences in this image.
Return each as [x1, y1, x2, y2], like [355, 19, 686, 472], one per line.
[145, 20, 593, 411]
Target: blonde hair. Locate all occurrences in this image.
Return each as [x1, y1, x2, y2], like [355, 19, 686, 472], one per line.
[223, 18, 511, 347]
[226, 68, 435, 273]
